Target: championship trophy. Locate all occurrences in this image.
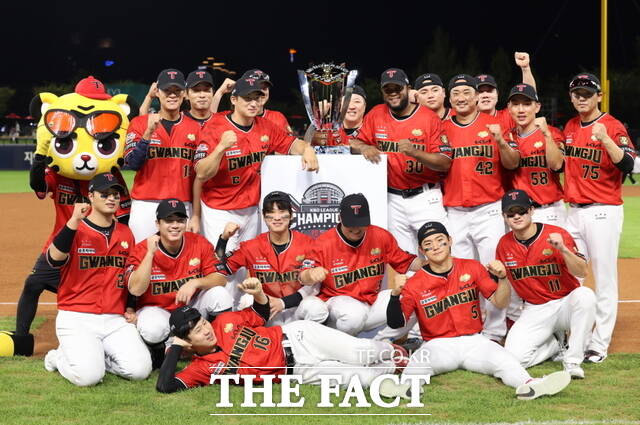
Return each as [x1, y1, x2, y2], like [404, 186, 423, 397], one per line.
[298, 63, 358, 154]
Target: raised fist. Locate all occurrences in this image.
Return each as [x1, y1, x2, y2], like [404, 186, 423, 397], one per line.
[514, 52, 530, 68]
[220, 130, 238, 150]
[392, 274, 407, 296]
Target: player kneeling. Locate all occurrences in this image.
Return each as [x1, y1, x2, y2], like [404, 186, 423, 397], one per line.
[126, 199, 233, 367]
[385, 221, 571, 400]
[156, 279, 406, 393]
[498, 190, 596, 379]
[44, 173, 151, 386]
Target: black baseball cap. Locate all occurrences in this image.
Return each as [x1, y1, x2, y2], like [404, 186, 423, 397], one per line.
[475, 74, 498, 89]
[156, 198, 188, 220]
[340, 193, 371, 227]
[231, 77, 266, 97]
[569, 73, 601, 93]
[502, 189, 534, 212]
[414, 73, 444, 90]
[241, 69, 273, 87]
[448, 74, 478, 91]
[417, 221, 449, 244]
[508, 83, 539, 102]
[157, 69, 186, 90]
[186, 70, 214, 88]
[352, 85, 367, 100]
[381, 68, 410, 87]
[88, 172, 124, 193]
[169, 306, 202, 339]
[263, 191, 292, 211]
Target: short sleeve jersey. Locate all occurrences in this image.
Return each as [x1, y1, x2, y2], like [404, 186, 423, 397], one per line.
[262, 109, 293, 135]
[496, 224, 582, 304]
[563, 113, 636, 205]
[398, 258, 497, 340]
[125, 232, 216, 311]
[304, 225, 416, 304]
[357, 104, 452, 189]
[195, 114, 295, 210]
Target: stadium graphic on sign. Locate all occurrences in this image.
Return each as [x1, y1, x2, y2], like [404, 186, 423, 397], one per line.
[289, 182, 345, 238]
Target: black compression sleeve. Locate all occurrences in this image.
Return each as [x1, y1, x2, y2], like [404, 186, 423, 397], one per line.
[52, 225, 77, 254]
[215, 236, 228, 260]
[282, 292, 303, 309]
[387, 294, 406, 329]
[614, 153, 635, 174]
[46, 250, 67, 268]
[156, 345, 188, 393]
[252, 298, 271, 323]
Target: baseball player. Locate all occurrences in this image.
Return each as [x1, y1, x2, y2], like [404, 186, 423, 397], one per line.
[505, 84, 566, 226]
[184, 70, 215, 125]
[350, 68, 452, 254]
[497, 189, 596, 379]
[214, 191, 328, 325]
[43, 172, 151, 387]
[125, 198, 233, 366]
[156, 279, 406, 393]
[476, 52, 536, 130]
[413, 73, 455, 120]
[193, 76, 318, 270]
[125, 69, 201, 242]
[298, 193, 423, 336]
[384, 221, 571, 400]
[563, 73, 636, 363]
[313, 85, 367, 147]
[442, 74, 520, 342]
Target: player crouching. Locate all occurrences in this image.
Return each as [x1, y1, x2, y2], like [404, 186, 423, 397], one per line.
[125, 199, 233, 367]
[156, 279, 406, 393]
[385, 221, 571, 400]
[497, 190, 596, 379]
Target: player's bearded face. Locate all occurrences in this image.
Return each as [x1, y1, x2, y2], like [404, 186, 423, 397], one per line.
[508, 97, 540, 127]
[417, 86, 445, 110]
[450, 86, 478, 116]
[187, 83, 214, 111]
[382, 85, 410, 112]
[477, 86, 498, 113]
[158, 215, 187, 242]
[187, 318, 217, 351]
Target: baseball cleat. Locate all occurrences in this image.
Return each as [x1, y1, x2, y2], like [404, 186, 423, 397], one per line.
[378, 378, 424, 401]
[400, 338, 423, 355]
[390, 343, 410, 373]
[584, 350, 606, 364]
[563, 362, 585, 379]
[515, 371, 571, 400]
[44, 349, 58, 372]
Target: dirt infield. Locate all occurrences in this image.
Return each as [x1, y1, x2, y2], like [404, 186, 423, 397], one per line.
[0, 190, 638, 356]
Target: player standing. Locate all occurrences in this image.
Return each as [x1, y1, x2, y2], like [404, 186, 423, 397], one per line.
[43, 173, 151, 386]
[350, 68, 452, 254]
[563, 73, 636, 363]
[497, 189, 596, 378]
[184, 70, 215, 125]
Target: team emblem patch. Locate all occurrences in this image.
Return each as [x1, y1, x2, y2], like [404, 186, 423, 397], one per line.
[478, 131, 489, 138]
[440, 134, 449, 144]
[120, 241, 129, 249]
[261, 135, 269, 142]
[126, 132, 136, 143]
[224, 323, 233, 333]
[460, 274, 471, 282]
[619, 136, 629, 145]
[296, 255, 305, 262]
[187, 133, 196, 141]
[534, 141, 544, 148]
[189, 258, 201, 266]
[371, 248, 381, 255]
[411, 129, 423, 137]
[543, 249, 553, 256]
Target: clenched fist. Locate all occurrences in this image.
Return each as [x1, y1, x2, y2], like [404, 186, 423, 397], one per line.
[547, 232, 566, 252]
[219, 130, 238, 150]
[391, 274, 407, 296]
[486, 260, 507, 279]
[486, 123, 503, 141]
[514, 52, 531, 68]
[238, 277, 264, 296]
[306, 267, 329, 284]
[591, 123, 607, 142]
[144, 113, 161, 139]
[533, 117, 550, 136]
[147, 234, 160, 254]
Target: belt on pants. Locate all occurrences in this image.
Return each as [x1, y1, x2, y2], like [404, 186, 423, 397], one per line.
[569, 202, 605, 208]
[282, 334, 295, 374]
[388, 183, 436, 198]
[531, 201, 555, 208]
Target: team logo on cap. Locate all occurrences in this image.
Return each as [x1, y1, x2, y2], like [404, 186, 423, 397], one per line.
[460, 274, 471, 282]
[507, 191, 519, 200]
[189, 258, 201, 266]
[120, 241, 129, 249]
[478, 131, 489, 138]
[167, 71, 178, 79]
[412, 129, 423, 137]
[534, 141, 544, 148]
[351, 205, 362, 214]
[370, 248, 381, 255]
[245, 78, 256, 86]
[477, 75, 489, 81]
[187, 134, 196, 141]
[386, 70, 397, 78]
[167, 200, 179, 208]
[261, 135, 269, 142]
[224, 323, 234, 333]
[515, 84, 527, 92]
[195, 71, 206, 78]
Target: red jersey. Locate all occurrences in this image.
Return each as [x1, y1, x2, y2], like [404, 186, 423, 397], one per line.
[496, 224, 582, 304]
[125, 232, 216, 311]
[357, 104, 451, 189]
[494, 108, 516, 132]
[195, 114, 295, 210]
[125, 113, 201, 202]
[176, 308, 286, 388]
[443, 112, 518, 207]
[563, 113, 636, 205]
[56, 219, 133, 314]
[321, 126, 353, 147]
[37, 169, 131, 253]
[506, 126, 564, 205]
[441, 107, 456, 121]
[305, 225, 416, 304]
[222, 231, 313, 298]
[398, 258, 497, 340]
[262, 109, 292, 135]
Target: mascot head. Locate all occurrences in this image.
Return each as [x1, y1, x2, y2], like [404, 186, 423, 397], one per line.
[31, 76, 131, 180]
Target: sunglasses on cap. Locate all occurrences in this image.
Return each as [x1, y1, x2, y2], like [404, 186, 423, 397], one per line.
[569, 79, 600, 92]
[44, 109, 122, 140]
[505, 207, 530, 218]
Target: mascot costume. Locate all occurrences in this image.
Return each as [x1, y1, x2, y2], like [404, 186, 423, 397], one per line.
[0, 76, 135, 356]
